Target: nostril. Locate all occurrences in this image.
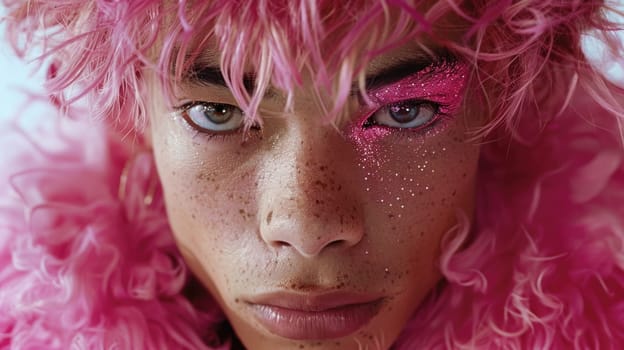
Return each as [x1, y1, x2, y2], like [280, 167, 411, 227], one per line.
[259, 202, 364, 256]
[326, 239, 348, 250]
[273, 240, 290, 248]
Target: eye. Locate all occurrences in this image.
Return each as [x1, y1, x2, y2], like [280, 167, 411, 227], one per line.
[364, 100, 439, 129]
[179, 101, 244, 133]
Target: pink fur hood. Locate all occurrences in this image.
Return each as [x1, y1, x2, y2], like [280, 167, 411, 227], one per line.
[1, 92, 623, 349]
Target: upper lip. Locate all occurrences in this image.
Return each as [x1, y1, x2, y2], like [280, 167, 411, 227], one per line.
[245, 290, 382, 311]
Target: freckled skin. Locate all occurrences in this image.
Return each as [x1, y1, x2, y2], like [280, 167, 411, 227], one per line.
[148, 66, 480, 349]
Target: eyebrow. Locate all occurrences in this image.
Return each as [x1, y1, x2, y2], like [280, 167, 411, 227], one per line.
[181, 49, 456, 93]
[362, 50, 457, 91]
[183, 66, 256, 91]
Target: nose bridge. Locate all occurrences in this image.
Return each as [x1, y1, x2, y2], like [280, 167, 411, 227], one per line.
[258, 125, 363, 257]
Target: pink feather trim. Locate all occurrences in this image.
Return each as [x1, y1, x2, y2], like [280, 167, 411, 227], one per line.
[1, 91, 624, 349]
[0, 103, 227, 349]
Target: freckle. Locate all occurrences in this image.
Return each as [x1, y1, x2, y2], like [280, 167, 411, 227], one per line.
[191, 213, 196, 219]
[266, 211, 273, 224]
[234, 298, 240, 303]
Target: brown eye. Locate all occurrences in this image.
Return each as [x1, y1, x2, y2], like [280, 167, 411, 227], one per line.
[365, 100, 438, 129]
[181, 102, 244, 132]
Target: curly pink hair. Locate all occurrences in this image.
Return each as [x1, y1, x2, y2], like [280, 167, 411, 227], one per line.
[3, 1, 624, 349]
[3, 0, 623, 135]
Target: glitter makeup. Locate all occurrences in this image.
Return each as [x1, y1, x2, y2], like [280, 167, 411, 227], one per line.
[348, 60, 469, 144]
[346, 60, 471, 209]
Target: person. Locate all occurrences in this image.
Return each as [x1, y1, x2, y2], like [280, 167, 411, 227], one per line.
[1, 0, 623, 349]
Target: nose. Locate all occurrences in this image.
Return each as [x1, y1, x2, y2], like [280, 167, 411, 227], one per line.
[257, 127, 364, 258]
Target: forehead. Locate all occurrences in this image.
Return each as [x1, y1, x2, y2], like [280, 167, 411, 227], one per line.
[183, 42, 448, 78]
[160, 0, 470, 118]
[172, 0, 465, 67]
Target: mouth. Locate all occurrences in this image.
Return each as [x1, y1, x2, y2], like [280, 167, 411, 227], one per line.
[245, 291, 384, 340]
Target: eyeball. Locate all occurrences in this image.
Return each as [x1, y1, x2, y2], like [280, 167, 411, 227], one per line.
[181, 102, 245, 132]
[366, 100, 438, 129]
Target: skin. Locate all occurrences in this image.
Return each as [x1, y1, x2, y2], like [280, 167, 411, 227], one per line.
[148, 45, 481, 349]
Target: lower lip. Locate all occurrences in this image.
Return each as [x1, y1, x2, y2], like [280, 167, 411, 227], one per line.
[249, 300, 383, 340]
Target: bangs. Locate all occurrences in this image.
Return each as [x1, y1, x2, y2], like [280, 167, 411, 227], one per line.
[3, 0, 623, 137]
[161, 0, 437, 130]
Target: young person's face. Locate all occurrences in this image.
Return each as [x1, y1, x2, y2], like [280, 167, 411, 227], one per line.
[149, 42, 480, 349]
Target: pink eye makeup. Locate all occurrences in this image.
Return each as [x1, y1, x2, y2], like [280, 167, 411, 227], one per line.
[346, 60, 469, 143]
[345, 59, 471, 209]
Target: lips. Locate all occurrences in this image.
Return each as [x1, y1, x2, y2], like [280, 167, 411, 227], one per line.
[246, 291, 384, 340]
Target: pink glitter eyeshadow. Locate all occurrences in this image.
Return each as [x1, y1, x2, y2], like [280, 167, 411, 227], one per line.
[344, 60, 470, 206]
[370, 61, 468, 118]
[346, 60, 469, 145]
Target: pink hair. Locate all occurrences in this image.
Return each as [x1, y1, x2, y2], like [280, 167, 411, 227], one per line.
[2, 1, 624, 349]
[3, 0, 623, 134]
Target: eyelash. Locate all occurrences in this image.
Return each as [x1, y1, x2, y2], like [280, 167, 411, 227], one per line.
[175, 101, 259, 141]
[360, 99, 447, 134]
[174, 98, 449, 141]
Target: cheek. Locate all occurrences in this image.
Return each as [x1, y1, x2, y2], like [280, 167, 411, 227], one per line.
[150, 116, 261, 293]
[355, 121, 479, 276]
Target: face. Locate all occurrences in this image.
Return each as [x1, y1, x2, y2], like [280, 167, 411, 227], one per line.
[149, 42, 481, 349]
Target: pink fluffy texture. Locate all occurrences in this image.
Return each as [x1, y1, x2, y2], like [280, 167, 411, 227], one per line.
[1, 82, 623, 350]
[396, 91, 624, 348]
[4, 0, 622, 131]
[0, 104, 227, 349]
[1, 0, 624, 349]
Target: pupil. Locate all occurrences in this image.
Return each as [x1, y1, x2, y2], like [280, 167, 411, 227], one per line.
[206, 104, 232, 124]
[389, 104, 419, 123]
